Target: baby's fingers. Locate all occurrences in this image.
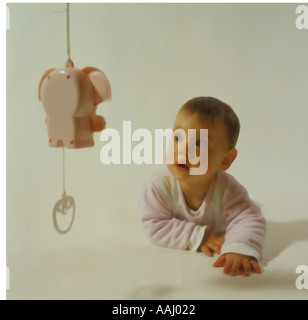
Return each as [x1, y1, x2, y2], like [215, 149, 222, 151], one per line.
[243, 259, 251, 276]
[251, 260, 262, 274]
[201, 245, 213, 257]
[209, 237, 224, 254]
[206, 243, 220, 255]
[212, 254, 226, 268]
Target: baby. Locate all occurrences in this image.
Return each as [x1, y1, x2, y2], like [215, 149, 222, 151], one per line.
[140, 97, 266, 276]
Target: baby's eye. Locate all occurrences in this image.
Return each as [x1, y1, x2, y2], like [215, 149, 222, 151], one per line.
[174, 134, 183, 142]
[196, 140, 207, 147]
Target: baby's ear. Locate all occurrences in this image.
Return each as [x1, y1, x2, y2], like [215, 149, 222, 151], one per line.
[220, 148, 237, 171]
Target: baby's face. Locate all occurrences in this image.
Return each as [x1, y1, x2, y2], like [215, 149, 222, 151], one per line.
[166, 110, 231, 183]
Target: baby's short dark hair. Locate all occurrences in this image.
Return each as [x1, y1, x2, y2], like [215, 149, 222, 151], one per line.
[180, 96, 240, 149]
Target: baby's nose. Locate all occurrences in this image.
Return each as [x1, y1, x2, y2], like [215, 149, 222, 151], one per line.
[177, 141, 188, 164]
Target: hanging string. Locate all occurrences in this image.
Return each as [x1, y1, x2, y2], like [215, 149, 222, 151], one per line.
[66, 3, 71, 60]
[62, 147, 67, 197]
[62, 3, 70, 198]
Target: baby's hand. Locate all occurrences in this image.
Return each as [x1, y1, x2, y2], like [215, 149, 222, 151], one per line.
[198, 229, 225, 257]
[213, 253, 261, 276]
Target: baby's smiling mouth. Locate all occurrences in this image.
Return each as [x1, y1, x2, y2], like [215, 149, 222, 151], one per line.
[175, 163, 190, 172]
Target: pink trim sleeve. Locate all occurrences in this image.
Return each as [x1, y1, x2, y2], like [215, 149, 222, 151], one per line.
[140, 180, 197, 250]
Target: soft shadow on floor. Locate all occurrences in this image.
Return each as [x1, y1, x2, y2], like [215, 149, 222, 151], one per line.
[263, 219, 308, 266]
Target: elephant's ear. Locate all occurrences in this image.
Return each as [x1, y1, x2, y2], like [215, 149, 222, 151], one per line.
[38, 68, 55, 101]
[82, 67, 112, 106]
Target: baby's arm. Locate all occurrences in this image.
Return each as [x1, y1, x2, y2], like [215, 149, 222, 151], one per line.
[141, 180, 200, 250]
[197, 229, 261, 276]
[221, 201, 266, 262]
[214, 177, 266, 275]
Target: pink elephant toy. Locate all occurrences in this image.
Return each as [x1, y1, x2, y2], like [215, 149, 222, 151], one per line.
[38, 58, 111, 148]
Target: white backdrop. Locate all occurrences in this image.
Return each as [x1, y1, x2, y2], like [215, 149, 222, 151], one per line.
[6, 3, 308, 299]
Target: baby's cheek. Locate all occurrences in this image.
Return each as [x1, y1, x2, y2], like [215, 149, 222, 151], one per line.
[166, 143, 178, 164]
[187, 149, 208, 175]
[166, 163, 173, 172]
[207, 153, 221, 172]
[190, 147, 207, 164]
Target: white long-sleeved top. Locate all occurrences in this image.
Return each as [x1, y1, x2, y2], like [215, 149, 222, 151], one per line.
[140, 167, 266, 261]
